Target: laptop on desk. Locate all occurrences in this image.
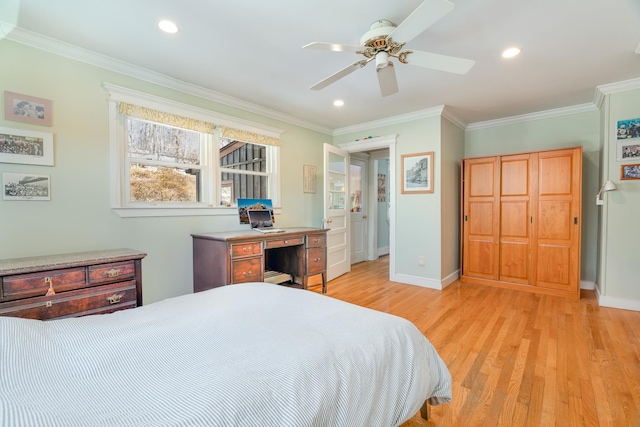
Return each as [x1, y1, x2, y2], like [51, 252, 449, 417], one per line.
[247, 209, 285, 233]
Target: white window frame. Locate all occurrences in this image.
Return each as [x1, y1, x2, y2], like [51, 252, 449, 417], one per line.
[105, 83, 283, 218]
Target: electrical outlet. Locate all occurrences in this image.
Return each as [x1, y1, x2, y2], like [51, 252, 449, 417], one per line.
[418, 256, 425, 266]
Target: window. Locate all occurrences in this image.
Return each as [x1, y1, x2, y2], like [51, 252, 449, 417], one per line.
[105, 84, 282, 217]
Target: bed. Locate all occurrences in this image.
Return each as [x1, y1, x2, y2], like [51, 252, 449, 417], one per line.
[0, 282, 451, 427]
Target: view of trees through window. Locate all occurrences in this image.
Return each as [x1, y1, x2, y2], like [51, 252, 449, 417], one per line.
[127, 119, 201, 203]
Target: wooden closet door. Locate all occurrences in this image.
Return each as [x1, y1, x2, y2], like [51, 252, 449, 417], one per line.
[531, 148, 582, 294]
[499, 154, 534, 284]
[462, 157, 500, 280]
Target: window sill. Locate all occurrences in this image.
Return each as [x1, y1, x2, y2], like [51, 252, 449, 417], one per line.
[112, 206, 237, 218]
[112, 206, 282, 218]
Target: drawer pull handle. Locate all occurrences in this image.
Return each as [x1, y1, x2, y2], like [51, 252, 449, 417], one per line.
[45, 301, 53, 308]
[284, 240, 289, 244]
[44, 277, 56, 296]
[105, 269, 121, 278]
[314, 258, 321, 262]
[243, 247, 249, 252]
[107, 294, 124, 304]
[243, 271, 253, 277]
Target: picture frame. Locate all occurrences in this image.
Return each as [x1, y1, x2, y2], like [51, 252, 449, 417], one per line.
[4, 91, 53, 126]
[2, 172, 51, 201]
[401, 151, 434, 194]
[0, 126, 54, 166]
[617, 141, 640, 161]
[620, 163, 640, 180]
[303, 164, 317, 193]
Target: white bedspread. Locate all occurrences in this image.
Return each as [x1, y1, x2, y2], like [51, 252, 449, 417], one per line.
[0, 283, 451, 427]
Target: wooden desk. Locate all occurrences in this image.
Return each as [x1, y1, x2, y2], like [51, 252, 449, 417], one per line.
[192, 228, 327, 293]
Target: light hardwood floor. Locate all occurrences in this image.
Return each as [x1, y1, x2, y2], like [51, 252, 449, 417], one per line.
[309, 257, 640, 427]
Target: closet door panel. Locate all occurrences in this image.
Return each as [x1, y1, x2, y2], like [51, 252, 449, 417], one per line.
[533, 148, 581, 293]
[463, 157, 500, 280]
[499, 154, 532, 284]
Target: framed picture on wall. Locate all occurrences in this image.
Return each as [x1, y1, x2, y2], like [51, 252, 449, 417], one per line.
[0, 126, 54, 166]
[620, 163, 640, 180]
[617, 141, 640, 160]
[4, 91, 53, 127]
[401, 151, 434, 194]
[2, 172, 51, 201]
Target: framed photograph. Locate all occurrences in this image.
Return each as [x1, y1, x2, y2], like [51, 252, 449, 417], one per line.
[401, 151, 434, 194]
[0, 126, 54, 166]
[620, 164, 640, 180]
[303, 164, 317, 193]
[617, 141, 640, 160]
[3, 172, 51, 201]
[4, 91, 52, 126]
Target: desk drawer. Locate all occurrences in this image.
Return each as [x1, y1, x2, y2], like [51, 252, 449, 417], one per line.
[0, 281, 137, 320]
[306, 234, 326, 248]
[1, 267, 87, 301]
[230, 242, 262, 258]
[89, 261, 135, 285]
[231, 258, 263, 283]
[265, 237, 304, 249]
[306, 248, 326, 275]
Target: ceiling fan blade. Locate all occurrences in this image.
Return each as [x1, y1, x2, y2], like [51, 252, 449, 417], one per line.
[310, 59, 372, 90]
[402, 50, 475, 74]
[377, 63, 398, 97]
[302, 42, 362, 53]
[387, 0, 455, 45]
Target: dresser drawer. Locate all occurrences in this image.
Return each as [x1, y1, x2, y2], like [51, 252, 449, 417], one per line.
[0, 281, 137, 320]
[89, 261, 135, 285]
[306, 248, 326, 275]
[265, 237, 304, 249]
[230, 242, 262, 259]
[306, 234, 326, 248]
[1, 267, 87, 302]
[231, 258, 263, 283]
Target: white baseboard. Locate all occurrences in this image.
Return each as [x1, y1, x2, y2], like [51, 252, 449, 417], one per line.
[377, 246, 389, 257]
[580, 280, 595, 290]
[594, 286, 640, 312]
[391, 269, 459, 291]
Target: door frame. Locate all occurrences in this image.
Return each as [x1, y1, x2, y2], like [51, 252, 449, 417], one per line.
[336, 134, 397, 281]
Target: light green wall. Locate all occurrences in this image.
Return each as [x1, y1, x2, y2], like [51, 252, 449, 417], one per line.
[602, 89, 640, 300]
[440, 117, 464, 279]
[376, 158, 390, 251]
[464, 111, 601, 283]
[334, 115, 446, 281]
[0, 40, 329, 304]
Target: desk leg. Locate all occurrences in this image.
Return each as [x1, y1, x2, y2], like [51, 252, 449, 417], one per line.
[321, 273, 326, 294]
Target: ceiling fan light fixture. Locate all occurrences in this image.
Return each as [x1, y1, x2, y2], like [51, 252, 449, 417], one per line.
[502, 47, 521, 58]
[375, 51, 392, 70]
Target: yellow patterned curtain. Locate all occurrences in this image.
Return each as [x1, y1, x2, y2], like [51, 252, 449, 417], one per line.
[119, 102, 214, 134]
[219, 126, 280, 147]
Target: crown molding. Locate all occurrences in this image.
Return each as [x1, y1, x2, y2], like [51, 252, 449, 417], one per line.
[333, 105, 446, 136]
[466, 103, 598, 131]
[5, 27, 333, 136]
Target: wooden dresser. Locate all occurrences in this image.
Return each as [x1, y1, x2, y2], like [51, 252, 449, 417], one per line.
[0, 249, 146, 320]
[192, 228, 327, 293]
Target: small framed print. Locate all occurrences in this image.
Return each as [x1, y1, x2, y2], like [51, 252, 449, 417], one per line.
[620, 164, 640, 180]
[401, 151, 434, 194]
[3, 172, 51, 201]
[0, 126, 54, 166]
[303, 164, 317, 193]
[617, 141, 640, 160]
[4, 91, 52, 126]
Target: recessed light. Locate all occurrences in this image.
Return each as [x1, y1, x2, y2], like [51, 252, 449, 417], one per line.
[158, 20, 178, 34]
[333, 100, 344, 107]
[502, 47, 521, 58]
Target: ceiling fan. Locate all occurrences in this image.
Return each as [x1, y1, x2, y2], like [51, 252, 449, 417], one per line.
[302, 0, 474, 97]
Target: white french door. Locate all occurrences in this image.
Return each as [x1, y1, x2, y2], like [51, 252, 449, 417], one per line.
[323, 143, 350, 281]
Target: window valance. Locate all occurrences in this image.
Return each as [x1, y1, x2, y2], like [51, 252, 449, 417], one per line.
[119, 102, 215, 134]
[219, 126, 280, 147]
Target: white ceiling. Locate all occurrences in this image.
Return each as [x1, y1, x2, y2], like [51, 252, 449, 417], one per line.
[4, 0, 640, 133]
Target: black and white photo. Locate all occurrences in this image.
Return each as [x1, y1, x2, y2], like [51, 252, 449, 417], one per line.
[3, 172, 51, 201]
[0, 126, 54, 166]
[401, 151, 434, 194]
[4, 91, 53, 126]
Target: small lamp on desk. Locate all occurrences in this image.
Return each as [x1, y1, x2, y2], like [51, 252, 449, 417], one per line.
[596, 180, 617, 205]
